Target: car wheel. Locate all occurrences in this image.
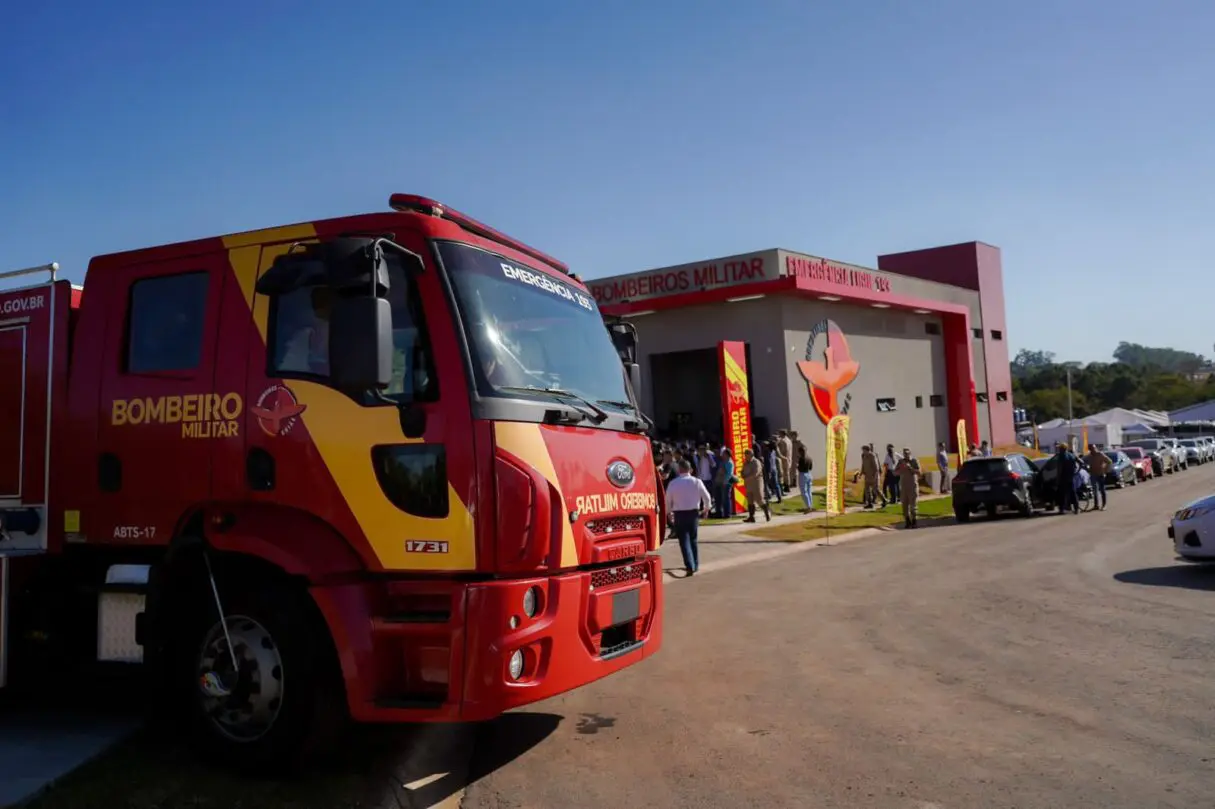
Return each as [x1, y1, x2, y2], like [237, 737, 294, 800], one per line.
[954, 508, 970, 523]
[1018, 498, 1032, 517]
[1130, 474, 1138, 486]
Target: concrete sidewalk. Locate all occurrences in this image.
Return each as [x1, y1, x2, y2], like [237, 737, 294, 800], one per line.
[659, 492, 951, 578]
[0, 710, 139, 807]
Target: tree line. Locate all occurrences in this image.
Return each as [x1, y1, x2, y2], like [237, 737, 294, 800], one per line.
[1012, 342, 1215, 422]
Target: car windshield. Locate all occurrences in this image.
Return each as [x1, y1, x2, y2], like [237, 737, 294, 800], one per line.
[1103, 452, 1118, 462]
[962, 458, 1009, 475]
[1182, 439, 1199, 446]
[1122, 448, 1143, 458]
[437, 241, 632, 412]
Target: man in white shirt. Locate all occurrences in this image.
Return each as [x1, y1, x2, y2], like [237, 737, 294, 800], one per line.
[665, 460, 713, 576]
[936, 441, 951, 493]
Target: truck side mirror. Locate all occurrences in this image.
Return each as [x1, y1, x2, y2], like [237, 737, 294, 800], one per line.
[330, 296, 393, 390]
[625, 361, 642, 404]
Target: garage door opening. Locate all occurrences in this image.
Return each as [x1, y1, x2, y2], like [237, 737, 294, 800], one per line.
[649, 344, 754, 442]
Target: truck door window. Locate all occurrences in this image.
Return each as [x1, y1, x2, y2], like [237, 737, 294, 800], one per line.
[266, 257, 437, 402]
[125, 272, 210, 374]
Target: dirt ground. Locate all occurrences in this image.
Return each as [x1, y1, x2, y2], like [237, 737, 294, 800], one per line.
[463, 467, 1215, 809]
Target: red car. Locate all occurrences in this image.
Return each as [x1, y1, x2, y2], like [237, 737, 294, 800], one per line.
[1118, 446, 1155, 480]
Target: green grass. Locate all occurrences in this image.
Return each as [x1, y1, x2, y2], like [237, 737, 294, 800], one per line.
[700, 488, 867, 526]
[741, 496, 956, 542]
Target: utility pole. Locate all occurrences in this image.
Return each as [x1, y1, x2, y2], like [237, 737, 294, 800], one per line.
[1066, 366, 1074, 451]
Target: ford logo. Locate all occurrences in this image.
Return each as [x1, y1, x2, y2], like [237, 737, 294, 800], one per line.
[606, 460, 635, 488]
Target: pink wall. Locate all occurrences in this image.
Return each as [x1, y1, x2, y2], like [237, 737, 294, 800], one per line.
[876, 242, 1014, 447]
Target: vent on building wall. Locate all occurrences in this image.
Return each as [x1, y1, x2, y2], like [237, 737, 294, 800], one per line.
[915, 395, 924, 408]
[996, 391, 1008, 402]
[929, 394, 944, 407]
[924, 322, 941, 336]
[876, 398, 897, 413]
[976, 392, 989, 404]
[972, 328, 983, 339]
[991, 330, 1003, 340]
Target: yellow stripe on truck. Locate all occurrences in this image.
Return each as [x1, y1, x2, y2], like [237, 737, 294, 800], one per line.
[493, 422, 579, 569]
[224, 226, 477, 573]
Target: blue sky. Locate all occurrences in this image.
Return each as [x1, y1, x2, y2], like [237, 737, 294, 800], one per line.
[3, 0, 1212, 363]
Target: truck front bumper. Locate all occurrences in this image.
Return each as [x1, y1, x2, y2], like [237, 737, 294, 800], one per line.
[309, 554, 663, 723]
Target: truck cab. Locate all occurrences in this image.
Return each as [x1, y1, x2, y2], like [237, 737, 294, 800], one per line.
[1, 195, 663, 767]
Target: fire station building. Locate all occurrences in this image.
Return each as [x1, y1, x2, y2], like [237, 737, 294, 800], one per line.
[592, 242, 1014, 461]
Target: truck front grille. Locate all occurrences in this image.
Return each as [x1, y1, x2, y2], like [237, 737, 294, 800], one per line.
[586, 515, 646, 536]
[590, 564, 646, 590]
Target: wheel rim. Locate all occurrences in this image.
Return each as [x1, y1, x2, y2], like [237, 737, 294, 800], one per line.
[196, 614, 284, 742]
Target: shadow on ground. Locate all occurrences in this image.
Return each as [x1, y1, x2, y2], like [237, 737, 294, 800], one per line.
[24, 710, 561, 809]
[1114, 563, 1215, 592]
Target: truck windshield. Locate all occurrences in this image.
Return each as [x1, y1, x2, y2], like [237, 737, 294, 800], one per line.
[437, 241, 633, 412]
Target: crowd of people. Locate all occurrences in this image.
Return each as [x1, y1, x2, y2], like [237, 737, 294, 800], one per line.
[653, 429, 814, 575]
[654, 430, 1006, 576]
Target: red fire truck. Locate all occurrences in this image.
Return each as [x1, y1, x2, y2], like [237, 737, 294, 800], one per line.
[0, 194, 663, 766]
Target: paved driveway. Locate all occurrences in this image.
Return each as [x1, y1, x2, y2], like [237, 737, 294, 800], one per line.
[463, 467, 1215, 808]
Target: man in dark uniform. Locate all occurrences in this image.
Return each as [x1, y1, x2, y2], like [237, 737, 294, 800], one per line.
[1056, 443, 1080, 515]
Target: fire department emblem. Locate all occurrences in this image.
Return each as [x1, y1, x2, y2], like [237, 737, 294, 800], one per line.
[796, 319, 860, 425]
[252, 384, 308, 437]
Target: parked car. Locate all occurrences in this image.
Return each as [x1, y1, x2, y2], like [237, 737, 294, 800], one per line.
[1178, 438, 1206, 465]
[952, 454, 1041, 520]
[1168, 438, 1191, 470]
[1102, 450, 1139, 487]
[1168, 494, 1215, 562]
[1200, 436, 1215, 461]
[1125, 438, 1179, 475]
[1117, 446, 1155, 480]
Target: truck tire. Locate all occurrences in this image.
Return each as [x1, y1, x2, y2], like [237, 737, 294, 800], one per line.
[174, 578, 345, 772]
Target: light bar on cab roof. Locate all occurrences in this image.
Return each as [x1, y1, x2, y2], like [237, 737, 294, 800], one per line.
[388, 193, 571, 277]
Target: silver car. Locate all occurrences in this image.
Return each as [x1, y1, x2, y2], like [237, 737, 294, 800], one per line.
[1179, 438, 1206, 465]
[1168, 438, 1191, 470]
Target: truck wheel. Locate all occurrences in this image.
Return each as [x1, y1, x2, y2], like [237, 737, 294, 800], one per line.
[176, 579, 345, 772]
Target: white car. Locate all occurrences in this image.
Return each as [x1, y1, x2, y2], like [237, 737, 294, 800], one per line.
[1178, 438, 1207, 465]
[1169, 494, 1215, 561]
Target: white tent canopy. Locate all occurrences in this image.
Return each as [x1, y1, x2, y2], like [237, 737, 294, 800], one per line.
[1037, 407, 1169, 430]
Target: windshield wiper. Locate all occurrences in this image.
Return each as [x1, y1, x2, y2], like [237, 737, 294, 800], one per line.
[499, 386, 609, 423]
[597, 399, 654, 431]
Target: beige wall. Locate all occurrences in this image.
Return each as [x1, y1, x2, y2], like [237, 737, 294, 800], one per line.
[780, 298, 951, 467]
[628, 297, 789, 436]
[629, 290, 986, 468]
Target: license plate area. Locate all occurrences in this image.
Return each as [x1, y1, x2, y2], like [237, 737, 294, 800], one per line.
[611, 587, 641, 626]
[973, 484, 991, 491]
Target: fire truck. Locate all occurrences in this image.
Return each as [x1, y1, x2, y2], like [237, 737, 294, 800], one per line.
[0, 194, 663, 767]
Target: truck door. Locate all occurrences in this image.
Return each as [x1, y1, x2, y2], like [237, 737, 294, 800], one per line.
[95, 256, 227, 544]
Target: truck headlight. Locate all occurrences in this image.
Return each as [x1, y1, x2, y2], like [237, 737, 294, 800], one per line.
[508, 649, 525, 680]
[522, 586, 540, 618]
